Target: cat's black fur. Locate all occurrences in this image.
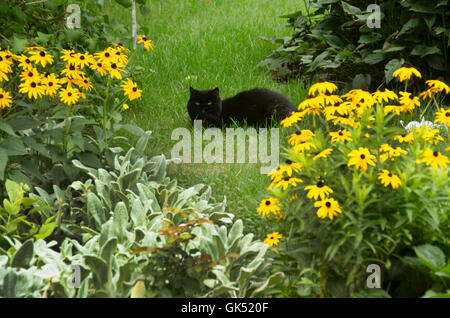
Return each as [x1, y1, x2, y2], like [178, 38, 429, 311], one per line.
[187, 87, 297, 127]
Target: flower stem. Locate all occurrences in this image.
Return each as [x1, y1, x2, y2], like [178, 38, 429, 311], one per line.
[103, 77, 111, 145]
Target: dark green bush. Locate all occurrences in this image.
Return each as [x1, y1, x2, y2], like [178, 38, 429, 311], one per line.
[260, 0, 450, 89]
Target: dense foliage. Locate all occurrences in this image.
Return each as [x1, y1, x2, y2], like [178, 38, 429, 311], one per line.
[260, 0, 450, 89]
[258, 68, 450, 297]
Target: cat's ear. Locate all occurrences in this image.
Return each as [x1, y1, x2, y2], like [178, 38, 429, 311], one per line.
[189, 86, 197, 96]
[212, 87, 220, 98]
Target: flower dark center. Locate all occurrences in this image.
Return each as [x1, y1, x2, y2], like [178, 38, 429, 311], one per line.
[433, 151, 439, 157]
[142, 37, 147, 41]
[317, 181, 324, 188]
[70, 65, 75, 70]
[388, 173, 392, 177]
[283, 177, 290, 181]
[84, 79, 88, 84]
[111, 63, 117, 69]
[105, 52, 110, 57]
[68, 92, 72, 97]
[0, 94, 3, 99]
[325, 202, 331, 208]
[132, 87, 137, 92]
[31, 82, 36, 88]
[39, 51, 45, 57]
[401, 134, 406, 137]
[48, 82, 53, 86]
[265, 200, 271, 206]
[360, 154, 366, 159]
[80, 55, 85, 60]
[338, 131, 343, 136]
[446, 112, 450, 117]
[25, 59, 31, 64]
[28, 72, 33, 77]
[285, 159, 292, 165]
[296, 131, 301, 135]
[0, 57, 2, 62]
[97, 63, 102, 67]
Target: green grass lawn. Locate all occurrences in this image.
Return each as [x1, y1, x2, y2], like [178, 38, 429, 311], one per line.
[105, 0, 308, 235]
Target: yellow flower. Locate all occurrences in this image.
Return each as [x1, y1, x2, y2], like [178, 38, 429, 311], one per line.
[392, 65, 422, 82]
[422, 128, 444, 145]
[94, 48, 116, 64]
[73, 52, 93, 68]
[59, 85, 81, 106]
[314, 197, 342, 220]
[329, 129, 352, 143]
[268, 176, 303, 191]
[304, 180, 333, 200]
[313, 148, 333, 160]
[257, 198, 282, 218]
[41, 73, 61, 97]
[19, 80, 44, 99]
[416, 149, 449, 169]
[398, 91, 420, 112]
[308, 79, 338, 96]
[89, 60, 108, 76]
[61, 64, 84, 79]
[267, 166, 284, 183]
[394, 133, 414, 144]
[383, 104, 404, 116]
[372, 88, 398, 104]
[264, 232, 282, 246]
[377, 169, 402, 189]
[137, 35, 154, 51]
[60, 49, 77, 65]
[28, 49, 54, 67]
[0, 88, 12, 108]
[106, 61, 126, 80]
[292, 141, 316, 153]
[17, 55, 34, 70]
[347, 147, 377, 172]
[120, 78, 142, 100]
[434, 108, 450, 126]
[112, 49, 128, 65]
[73, 76, 93, 92]
[123, 103, 129, 110]
[418, 87, 440, 100]
[280, 111, 304, 128]
[279, 159, 303, 177]
[425, 79, 450, 94]
[379, 144, 408, 162]
[288, 129, 315, 145]
[20, 68, 41, 82]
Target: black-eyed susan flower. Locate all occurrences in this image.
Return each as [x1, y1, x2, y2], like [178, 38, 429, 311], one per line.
[268, 176, 303, 191]
[17, 55, 34, 70]
[329, 129, 352, 143]
[19, 80, 44, 99]
[372, 88, 398, 104]
[379, 144, 408, 162]
[28, 49, 54, 67]
[94, 48, 115, 64]
[308, 79, 338, 96]
[0, 88, 12, 108]
[304, 180, 333, 200]
[89, 60, 108, 76]
[257, 197, 282, 218]
[422, 128, 444, 145]
[264, 232, 282, 246]
[61, 64, 84, 79]
[73, 76, 93, 92]
[399, 91, 420, 112]
[288, 129, 315, 145]
[293, 141, 316, 153]
[416, 149, 449, 169]
[137, 35, 154, 51]
[394, 133, 414, 144]
[60, 49, 77, 65]
[347, 147, 377, 171]
[426, 79, 450, 94]
[280, 111, 304, 128]
[120, 78, 142, 100]
[418, 87, 440, 100]
[20, 68, 41, 82]
[313, 148, 333, 160]
[106, 61, 126, 80]
[73, 52, 93, 68]
[377, 169, 402, 189]
[41, 73, 61, 97]
[113, 49, 128, 65]
[434, 108, 450, 126]
[279, 159, 302, 177]
[123, 103, 129, 110]
[314, 197, 342, 220]
[392, 65, 421, 82]
[59, 85, 81, 106]
[267, 166, 284, 183]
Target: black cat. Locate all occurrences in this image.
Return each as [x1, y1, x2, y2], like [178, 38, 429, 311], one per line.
[187, 87, 297, 127]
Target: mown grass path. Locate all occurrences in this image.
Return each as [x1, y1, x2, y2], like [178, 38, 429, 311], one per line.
[109, 0, 306, 235]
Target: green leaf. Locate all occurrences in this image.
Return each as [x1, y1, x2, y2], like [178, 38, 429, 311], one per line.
[363, 53, 385, 65]
[11, 36, 28, 53]
[87, 192, 106, 230]
[115, 0, 132, 8]
[341, 2, 362, 15]
[113, 202, 128, 240]
[11, 240, 34, 269]
[384, 58, 404, 83]
[411, 45, 441, 57]
[414, 244, 446, 271]
[0, 151, 7, 181]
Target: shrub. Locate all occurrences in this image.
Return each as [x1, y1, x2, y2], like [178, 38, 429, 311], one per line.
[257, 68, 449, 297]
[260, 0, 450, 88]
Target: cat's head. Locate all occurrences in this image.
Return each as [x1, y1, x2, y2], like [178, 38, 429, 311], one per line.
[188, 87, 222, 116]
